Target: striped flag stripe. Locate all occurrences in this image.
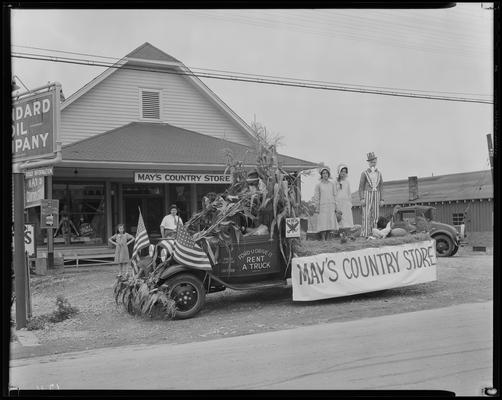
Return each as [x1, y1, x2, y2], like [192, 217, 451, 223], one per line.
[131, 209, 150, 274]
[174, 243, 211, 261]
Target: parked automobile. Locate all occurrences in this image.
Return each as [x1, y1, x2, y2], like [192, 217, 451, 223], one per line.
[393, 205, 461, 257]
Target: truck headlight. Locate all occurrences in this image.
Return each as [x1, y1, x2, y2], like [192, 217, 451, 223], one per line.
[148, 244, 155, 258]
[160, 248, 168, 262]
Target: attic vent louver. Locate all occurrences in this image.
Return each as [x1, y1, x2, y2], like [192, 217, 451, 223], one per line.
[141, 90, 160, 120]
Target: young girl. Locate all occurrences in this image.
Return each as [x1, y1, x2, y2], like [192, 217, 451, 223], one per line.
[108, 224, 135, 275]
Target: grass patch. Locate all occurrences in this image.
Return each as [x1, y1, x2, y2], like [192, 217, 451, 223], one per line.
[26, 295, 79, 331]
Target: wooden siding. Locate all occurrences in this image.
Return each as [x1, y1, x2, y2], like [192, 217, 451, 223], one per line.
[60, 68, 254, 147]
[351, 199, 493, 232]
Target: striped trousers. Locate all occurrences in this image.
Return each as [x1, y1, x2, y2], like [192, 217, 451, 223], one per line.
[361, 190, 380, 237]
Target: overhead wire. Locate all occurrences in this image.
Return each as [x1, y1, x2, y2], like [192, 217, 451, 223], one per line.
[11, 45, 492, 97]
[185, 10, 491, 58]
[11, 51, 493, 104]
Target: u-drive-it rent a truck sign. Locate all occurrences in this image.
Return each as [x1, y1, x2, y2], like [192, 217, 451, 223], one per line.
[12, 89, 59, 162]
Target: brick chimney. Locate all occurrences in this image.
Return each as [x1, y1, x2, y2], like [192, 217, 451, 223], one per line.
[408, 176, 419, 201]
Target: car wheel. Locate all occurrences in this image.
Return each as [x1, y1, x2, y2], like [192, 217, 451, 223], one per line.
[166, 274, 206, 319]
[450, 245, 459, 256]
[434, 234, 454, 257]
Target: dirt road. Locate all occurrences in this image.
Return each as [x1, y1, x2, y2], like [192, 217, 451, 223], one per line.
[10, 302, 493, 394]
[11, 248, 492, 360]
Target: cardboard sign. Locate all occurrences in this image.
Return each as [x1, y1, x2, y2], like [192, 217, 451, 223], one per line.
[291, 240, 437, 301]
[285, 218, 301, 238]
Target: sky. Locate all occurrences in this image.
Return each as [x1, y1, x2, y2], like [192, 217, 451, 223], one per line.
[10, 4, 494, 200]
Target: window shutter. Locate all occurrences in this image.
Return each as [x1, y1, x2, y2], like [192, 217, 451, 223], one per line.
[141, 90, 160, 120]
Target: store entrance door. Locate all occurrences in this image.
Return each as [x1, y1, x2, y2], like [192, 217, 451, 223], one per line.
[124, 197, 163, 241]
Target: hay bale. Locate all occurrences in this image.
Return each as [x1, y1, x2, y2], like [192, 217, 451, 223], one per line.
[293, 232, 431, 257]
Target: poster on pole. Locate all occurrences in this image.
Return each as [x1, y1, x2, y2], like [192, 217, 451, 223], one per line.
[12, 85, 61, 162]
[40, 199, 59, 229]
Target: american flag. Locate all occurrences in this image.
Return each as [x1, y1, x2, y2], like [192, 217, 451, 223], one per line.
[173, 224, 212, 271]
[158, 239, 175, 258]
[131, 208, 150, 274]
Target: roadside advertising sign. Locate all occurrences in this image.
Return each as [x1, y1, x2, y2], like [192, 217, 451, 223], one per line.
[11, 224, 37, 257]
[12, 86, 60, 162]
[25, 176, 45, 208]
[40, 199, 59, 229]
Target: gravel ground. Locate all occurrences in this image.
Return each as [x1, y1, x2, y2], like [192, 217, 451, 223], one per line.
[10, 241, 493, 360]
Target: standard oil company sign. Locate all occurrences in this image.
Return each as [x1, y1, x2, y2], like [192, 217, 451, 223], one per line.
[12, 89, 59, 162]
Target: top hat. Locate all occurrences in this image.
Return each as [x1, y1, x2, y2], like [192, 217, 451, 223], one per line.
[366, 152, 377, 161]
[246, 169, 260, 183]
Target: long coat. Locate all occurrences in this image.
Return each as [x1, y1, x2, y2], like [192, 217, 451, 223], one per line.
[314, 180, 339, 231]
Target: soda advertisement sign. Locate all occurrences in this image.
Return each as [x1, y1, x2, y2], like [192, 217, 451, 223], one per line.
[12, 87, 60, 162]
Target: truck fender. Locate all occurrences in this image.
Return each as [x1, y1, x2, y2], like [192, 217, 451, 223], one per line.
[159, 264, 208, 283]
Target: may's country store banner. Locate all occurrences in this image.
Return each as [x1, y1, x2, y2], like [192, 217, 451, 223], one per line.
[291, 240, 437, 301]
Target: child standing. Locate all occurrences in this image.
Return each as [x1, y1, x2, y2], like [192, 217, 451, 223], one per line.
[108, 224, 135, 275]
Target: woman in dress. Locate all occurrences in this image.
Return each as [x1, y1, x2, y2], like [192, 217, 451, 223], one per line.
[335, 163, 354, 229]
[314, 167, 340, 240]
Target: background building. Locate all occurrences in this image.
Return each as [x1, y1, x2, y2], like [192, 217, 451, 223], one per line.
[351, 170, 493, 233]
[26, 43, 317, 250]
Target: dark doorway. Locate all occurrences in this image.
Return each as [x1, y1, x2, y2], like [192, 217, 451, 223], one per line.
[123, 185, 163, 241]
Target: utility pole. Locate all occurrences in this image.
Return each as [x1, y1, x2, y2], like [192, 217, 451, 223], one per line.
[486, 133, 493, 181]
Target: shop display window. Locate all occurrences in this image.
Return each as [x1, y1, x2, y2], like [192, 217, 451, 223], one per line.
[51, 182, 106, 246]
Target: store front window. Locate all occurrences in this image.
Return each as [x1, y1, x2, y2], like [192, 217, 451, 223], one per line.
[51, 182, 106, 246]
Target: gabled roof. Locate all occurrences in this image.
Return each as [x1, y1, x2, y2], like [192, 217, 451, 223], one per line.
[125, 42, 181, 63]
[351, 170, 493, 205]
[61, 42, 259, 145]
[61, 122, 318, 170]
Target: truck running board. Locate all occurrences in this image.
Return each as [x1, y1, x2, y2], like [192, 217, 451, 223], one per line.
[208, 275, 289, 291]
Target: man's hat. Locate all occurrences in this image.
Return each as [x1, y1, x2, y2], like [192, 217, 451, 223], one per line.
[169, 204, 178, 211]
[366, 152, 377, 161]
[246, 169, 259, 183]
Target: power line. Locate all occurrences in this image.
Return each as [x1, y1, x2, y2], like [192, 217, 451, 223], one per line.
[184, 10, 491, 58]
[11, 45, 493, 97]
[12, 52, 493, 104]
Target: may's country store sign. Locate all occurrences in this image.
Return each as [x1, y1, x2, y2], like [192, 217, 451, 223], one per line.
[12, 88, 60, 162]
[135, 172, 232, 184]
[291, 240, 437, 301]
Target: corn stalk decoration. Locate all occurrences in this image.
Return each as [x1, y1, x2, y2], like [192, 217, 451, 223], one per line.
[187, 141, 303, 274]
[113, 257, 177, 319]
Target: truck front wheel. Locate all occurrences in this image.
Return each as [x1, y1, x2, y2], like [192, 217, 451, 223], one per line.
[434, 234, 454, 257]
[167, 274, 206, 319]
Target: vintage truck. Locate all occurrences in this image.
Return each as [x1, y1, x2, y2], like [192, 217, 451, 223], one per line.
[145, 228, 437, 319]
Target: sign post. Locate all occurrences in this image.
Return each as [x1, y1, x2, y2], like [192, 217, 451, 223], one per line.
[12, 82, 62, 329]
